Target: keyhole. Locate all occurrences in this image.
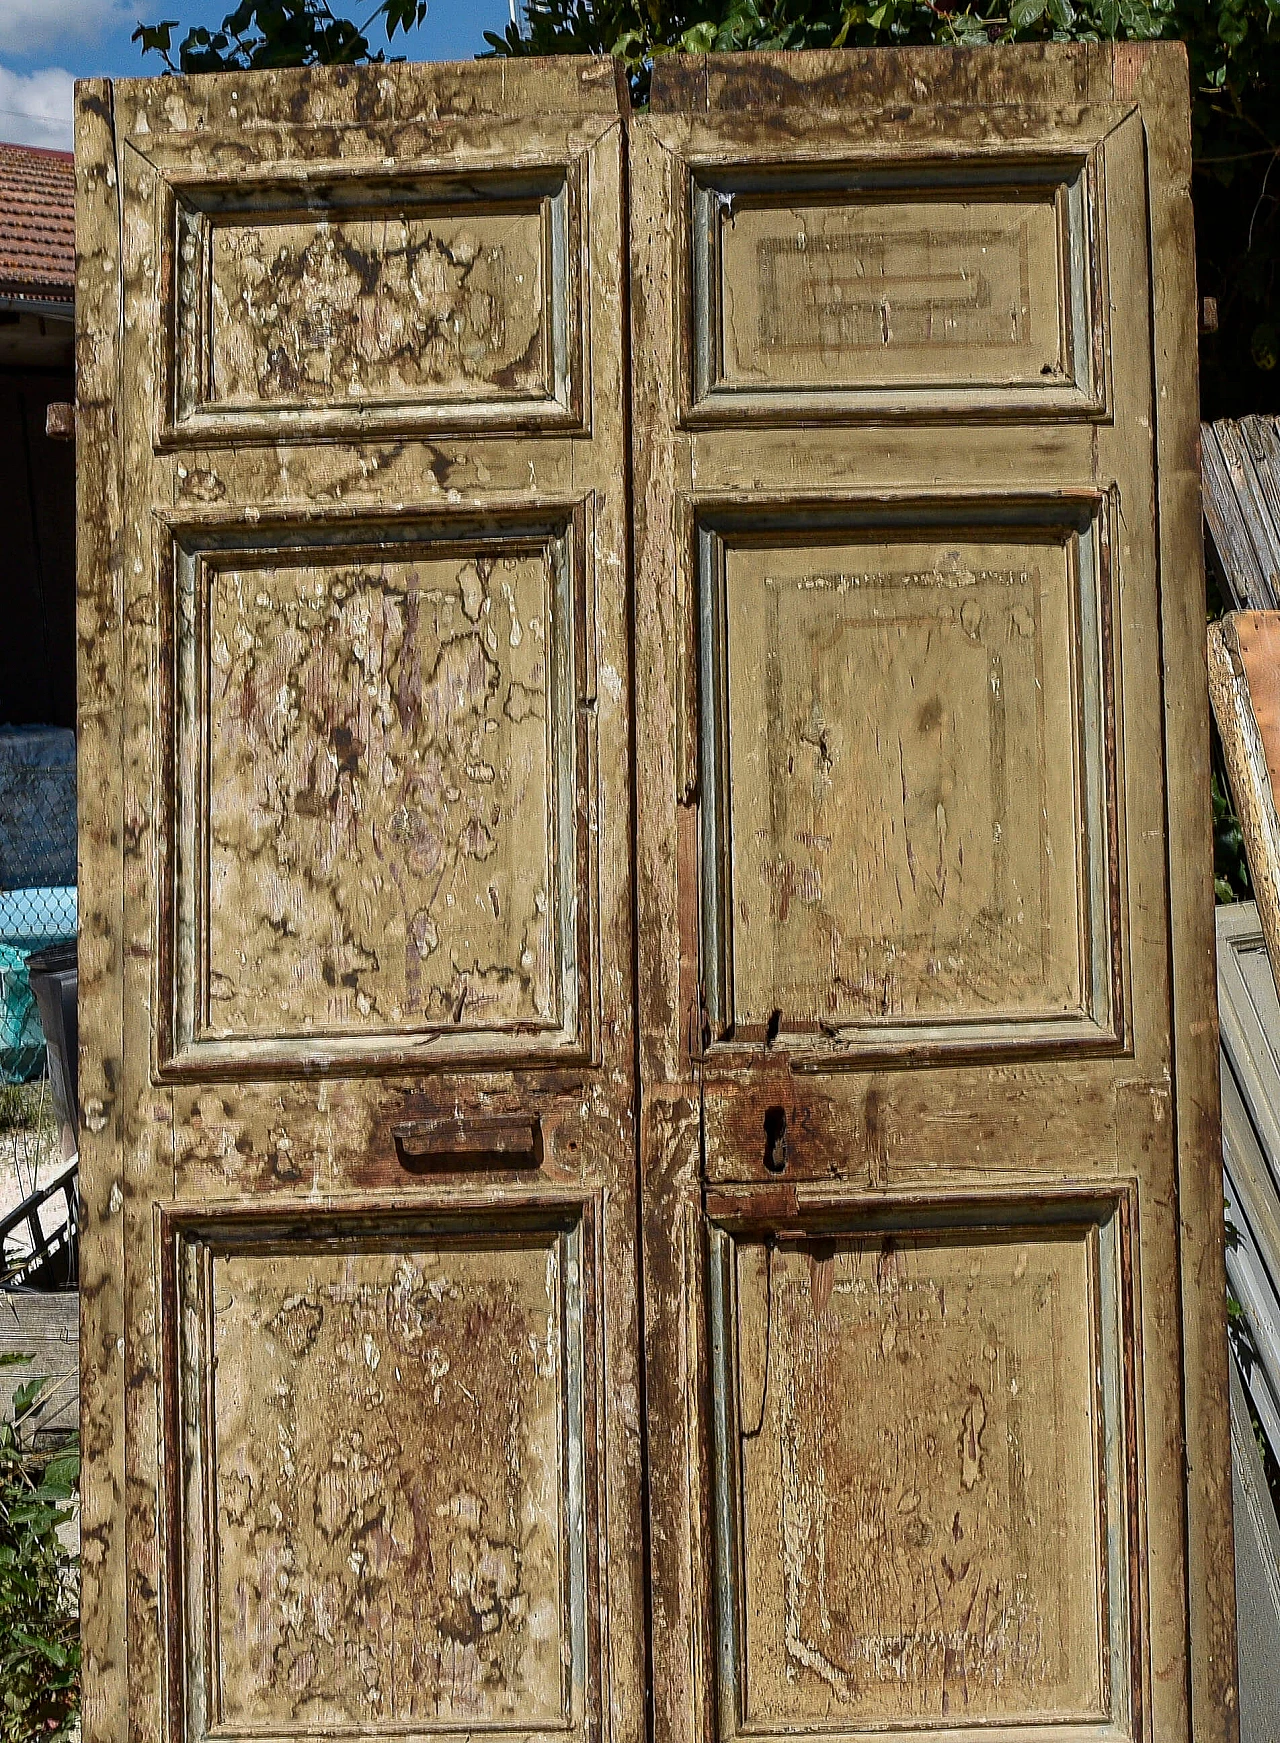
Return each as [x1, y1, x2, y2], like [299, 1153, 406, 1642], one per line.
[763, 1106, 788, 1174]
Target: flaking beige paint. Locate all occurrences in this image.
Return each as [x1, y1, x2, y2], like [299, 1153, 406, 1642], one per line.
[75, 46, 1234, 1743]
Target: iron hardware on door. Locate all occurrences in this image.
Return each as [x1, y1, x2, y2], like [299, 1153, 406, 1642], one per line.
[393, 1113, 543, 1169]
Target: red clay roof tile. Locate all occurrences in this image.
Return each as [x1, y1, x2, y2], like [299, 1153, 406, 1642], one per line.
[0, 141, 74, 306]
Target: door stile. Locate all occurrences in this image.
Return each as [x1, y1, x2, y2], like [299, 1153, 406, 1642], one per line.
[1130, 46, 1238, 1734]
[118, 127, 176, 1743]
[630, 109, 719, 1743]
[74, 77, 130, 1743]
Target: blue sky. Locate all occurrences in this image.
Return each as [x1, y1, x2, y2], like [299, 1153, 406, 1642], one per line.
[0, 0, 513, 150]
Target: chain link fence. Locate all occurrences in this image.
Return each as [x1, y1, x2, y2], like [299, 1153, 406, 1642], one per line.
[0, 727, 76, 1083]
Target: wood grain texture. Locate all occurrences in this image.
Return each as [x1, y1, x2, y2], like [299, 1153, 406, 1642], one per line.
[707, 517, 1112, 1043]
[163, 163, 585, 442]
[1202, 418, 1280, 611]
[634, 43, 1227, 1743]
[79, 46, 1232, 1743]
[117, 127, 172, 1743]
[0, 1289, 78, 1442]
[1227, 1357, 1280, 1743]
[172, 1217, 585, 1733]
[687, 154, 1106, 423]
[208, 210, 545, 407]
[190, 537, 568, 1048]
[718, 195, 1061, 383]
[1215, 902, 1280, 1487]
[726, 1227, 1110, 1724]
[1209, 615, 1280, 993]
[1217, 899, 1280, 1197]
[1121, 46, 1237, 1743]
[1220, 612, 1280, 811]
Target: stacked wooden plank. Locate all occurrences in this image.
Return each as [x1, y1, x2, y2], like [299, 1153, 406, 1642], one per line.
[1229, 1357, 1280, 1739]
[0, 1286, 77, 1443]
[1204, 418, 1280, 611]
[1218, 905, 1280, 1451]
[1215, 903, 1280, 1738]
[1203, 416, 1280, 1736]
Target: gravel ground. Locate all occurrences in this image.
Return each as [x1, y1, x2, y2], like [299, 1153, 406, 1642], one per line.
[0, 1079, 66, 1270]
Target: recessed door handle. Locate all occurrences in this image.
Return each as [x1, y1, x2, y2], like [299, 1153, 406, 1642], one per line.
[392, 1114, 542, 1170]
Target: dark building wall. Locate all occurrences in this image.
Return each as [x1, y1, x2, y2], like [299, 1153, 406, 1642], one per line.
[0, 366, 76, 730]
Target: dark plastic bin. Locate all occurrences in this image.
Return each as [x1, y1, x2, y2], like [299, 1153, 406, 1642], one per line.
[26, 938, 77, 1148]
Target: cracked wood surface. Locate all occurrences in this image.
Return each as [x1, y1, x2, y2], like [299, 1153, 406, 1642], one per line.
[715, 192, 1066, 392]
[733, 1232, 1101, 1723]
[721, 537, 1086, 1029]
[208, 210, 546, 409]
[204, 1238, 570, 1727]
[74, 78, 128, 1743]
[203, 548, 557, 1037]
[1209, 612, 1280, 993]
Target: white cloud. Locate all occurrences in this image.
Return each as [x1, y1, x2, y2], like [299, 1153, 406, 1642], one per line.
[0, 0, 131, 58]
[0, 64, 73, 150]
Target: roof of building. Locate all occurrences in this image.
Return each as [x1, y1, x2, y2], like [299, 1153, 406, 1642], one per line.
[0, 142, 74, 308]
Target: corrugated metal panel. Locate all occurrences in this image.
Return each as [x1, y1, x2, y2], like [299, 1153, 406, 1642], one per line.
[1216, 903, 1280, 1739]
[1229, 1355, 1280, 1743]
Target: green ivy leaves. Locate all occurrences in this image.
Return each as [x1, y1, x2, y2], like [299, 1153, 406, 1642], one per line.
[1, 1366, 80, 1743]
[133, 0, 429, 71]
[1213, 770, 1253, 902]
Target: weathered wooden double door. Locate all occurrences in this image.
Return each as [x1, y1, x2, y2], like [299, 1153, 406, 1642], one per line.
[77, 44, 1235, 1743]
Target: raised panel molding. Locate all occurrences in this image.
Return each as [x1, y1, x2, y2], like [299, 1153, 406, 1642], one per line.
[157, 160, 585, 444]
[158, 506, 595, 1078]
[705, 1188, 1137, 1741]
[160, 1199, 597, 1743]
[685, 152, 1108, 425]
[694, 493, 1125, 1064]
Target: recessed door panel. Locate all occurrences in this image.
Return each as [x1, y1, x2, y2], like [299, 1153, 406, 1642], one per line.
[707, 1200, 1131, 1738]
[165, 163, 584, 440]
[687, 155, 1105, 421]
[699, 502, 1117, 1053]
[202, 544, 559, 1036]
[208, 201, 548, 406]
[162, 512, 591, 1075]
[167, 1207, 593, 1741]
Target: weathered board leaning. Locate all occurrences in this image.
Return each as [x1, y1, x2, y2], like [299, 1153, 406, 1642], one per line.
[76, 44, 1234, 1743]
